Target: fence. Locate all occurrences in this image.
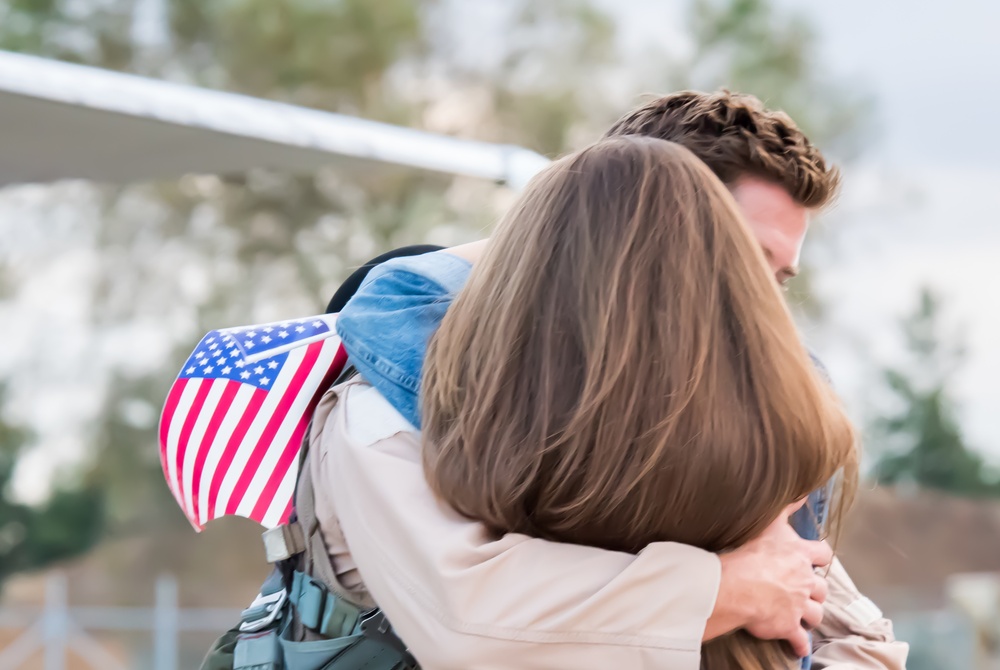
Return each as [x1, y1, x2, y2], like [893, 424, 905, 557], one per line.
[3, 571, 997, 669]
[0, 573, 241, 670]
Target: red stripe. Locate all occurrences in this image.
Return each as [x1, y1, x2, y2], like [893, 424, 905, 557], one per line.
[174, 381, 212, 509]
[279, 499, 294, 526]
[158, 378, 188, 489]
[226, 341, 325, 516]
[189, 380, 241, 527]
[206, 387, 268, 519]
[250, 343, 348, 523]
[250, 415, 310, 522]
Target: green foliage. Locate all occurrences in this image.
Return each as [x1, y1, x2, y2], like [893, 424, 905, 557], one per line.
[0, 0, 872, 582]
[874, 288, 999, 497]
[0, 387, 104, 590]
[0, 0, 626, 569]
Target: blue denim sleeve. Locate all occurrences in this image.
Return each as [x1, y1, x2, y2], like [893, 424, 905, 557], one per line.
[334, 251, 472, 428]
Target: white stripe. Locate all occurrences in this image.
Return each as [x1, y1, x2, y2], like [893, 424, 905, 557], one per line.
[213, 344, 311, 515]
[260, 462, 298, 529]
[164, 378, 203, 506]
[196, 382, 257, 526]
[181, 380, 228, 519]
[235, 340, 341, 518]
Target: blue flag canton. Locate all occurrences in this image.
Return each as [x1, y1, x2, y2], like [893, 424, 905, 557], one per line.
[179, 319, 330, 390]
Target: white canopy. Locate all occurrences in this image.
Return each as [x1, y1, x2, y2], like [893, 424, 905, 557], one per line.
[0, 50, 550, 189]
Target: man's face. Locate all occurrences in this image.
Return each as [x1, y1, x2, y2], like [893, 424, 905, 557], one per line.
[728, 176, 810, 286]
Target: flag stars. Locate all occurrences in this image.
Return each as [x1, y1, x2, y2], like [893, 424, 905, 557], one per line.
[186, 366, 196, 374]
[195, 351, 206, 359]
[259, 377, 271, 386]
[254, 366, 265, 375]
[295, 325, 306, 333]
[225, 341, 235, 349]
[261, 336, 272, 344]
[222, 366, 232, 375]
[216, 357, 227, 366]
[247, 331, 257, 338]
[240, 371, 251, 380]
[278, 331, 289, 338]
[263, 326, 273, 333]
[235, 361, 245, 368]
[267, 361, 278, 369]
[312, 320, 323, 328]
[204, 366, 214, 373]
[244, 340, 255, 349]
[209, 343, 219, 351]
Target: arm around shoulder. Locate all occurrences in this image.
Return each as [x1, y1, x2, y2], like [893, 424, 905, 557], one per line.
[324, 382, 720, 669]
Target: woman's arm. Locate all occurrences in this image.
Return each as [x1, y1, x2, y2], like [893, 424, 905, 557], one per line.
[335, 250, 473, 427]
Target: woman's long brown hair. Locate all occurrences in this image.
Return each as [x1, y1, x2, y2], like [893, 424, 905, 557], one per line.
[422, 136, 858, 669]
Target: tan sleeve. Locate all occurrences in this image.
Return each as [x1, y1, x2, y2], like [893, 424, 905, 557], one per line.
[811, 558, 909, 670]
[323, 383, 722, 670]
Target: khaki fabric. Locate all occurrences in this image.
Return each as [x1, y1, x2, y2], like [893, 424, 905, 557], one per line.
[812, 559, 909, 669]
[310, 379, 905, 669]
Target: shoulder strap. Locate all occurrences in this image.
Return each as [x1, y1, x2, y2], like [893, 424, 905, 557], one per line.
[296, 446, 353, 603]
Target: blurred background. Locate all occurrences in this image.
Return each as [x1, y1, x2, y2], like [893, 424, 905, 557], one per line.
[0, 0, 998, 668]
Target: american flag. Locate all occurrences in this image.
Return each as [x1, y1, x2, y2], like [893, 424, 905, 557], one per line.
[158, 315, 347, 531]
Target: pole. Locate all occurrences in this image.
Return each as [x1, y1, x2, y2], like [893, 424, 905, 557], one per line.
[153, 574, 179, 670]
[42, 572, 68, 670]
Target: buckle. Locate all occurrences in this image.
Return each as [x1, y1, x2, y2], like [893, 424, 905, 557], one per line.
[359, 609, 418, 669]
[262, 523, 305, 563]
[239, 589, 287, 633]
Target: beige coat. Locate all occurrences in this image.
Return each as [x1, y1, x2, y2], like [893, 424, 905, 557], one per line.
[309, 380, 908, 669]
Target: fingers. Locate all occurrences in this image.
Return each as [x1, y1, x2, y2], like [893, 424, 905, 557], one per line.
[801, 599, 824, 631]
[787, 626, 811, 659]
[810, 573, 829, 606]
[804, 539, 833, 569]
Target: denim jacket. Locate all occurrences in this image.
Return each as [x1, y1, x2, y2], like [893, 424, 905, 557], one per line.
[336, 250, 827, 666]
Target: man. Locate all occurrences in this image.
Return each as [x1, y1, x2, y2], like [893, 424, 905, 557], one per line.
[322, 91, 907, 668]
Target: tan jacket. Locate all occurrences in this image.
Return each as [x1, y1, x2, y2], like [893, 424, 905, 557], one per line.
[310, 380, 908, 669]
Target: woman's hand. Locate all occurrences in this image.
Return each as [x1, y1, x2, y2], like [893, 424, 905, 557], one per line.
[706, 500, 832, 658]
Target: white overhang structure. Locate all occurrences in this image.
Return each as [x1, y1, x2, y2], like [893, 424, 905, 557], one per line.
[0, 50, 551, 189]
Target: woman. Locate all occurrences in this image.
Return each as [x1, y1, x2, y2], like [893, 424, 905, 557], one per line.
[313, 136, 895, 669]
[416, 135, 858, 669]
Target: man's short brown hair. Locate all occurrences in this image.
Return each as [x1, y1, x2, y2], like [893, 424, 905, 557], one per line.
[604, 90, 840, 209]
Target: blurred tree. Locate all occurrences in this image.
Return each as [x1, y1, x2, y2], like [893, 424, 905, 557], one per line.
[0, 0, 625, 560]
[0, 386, 103, 591]
[874, 288, 998, 497]
[0, 0, 873, 588]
